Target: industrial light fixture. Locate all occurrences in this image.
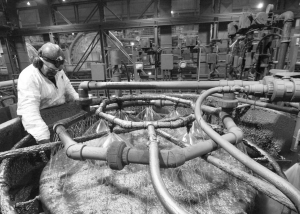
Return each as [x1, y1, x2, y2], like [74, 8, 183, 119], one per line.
[257, 3, 263, 8]
[171, 11, 174, 14]
[179, 60, 187, 68]
[130, 41, 135, 46]
[148, 72, 152, 75]
[135, 62, 143, 70]
[27, 1, 30, 6]
[72, 33, 74, 35]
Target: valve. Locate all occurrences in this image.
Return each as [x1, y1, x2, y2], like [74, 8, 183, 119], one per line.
[107, 140, 127, 170]
[217, 93, 238, 110]
[244, 70, 300, 102]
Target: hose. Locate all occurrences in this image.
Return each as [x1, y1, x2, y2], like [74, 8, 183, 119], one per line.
[194, 86, 300, 213]
[148, 125, 190, 214]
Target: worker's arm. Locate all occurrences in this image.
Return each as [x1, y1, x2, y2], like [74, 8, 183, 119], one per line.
[17, 73, 50, 143]
[62, 71, 79, 101]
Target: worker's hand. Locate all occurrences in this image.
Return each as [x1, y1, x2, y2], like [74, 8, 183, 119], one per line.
[37, 139, 50, 144]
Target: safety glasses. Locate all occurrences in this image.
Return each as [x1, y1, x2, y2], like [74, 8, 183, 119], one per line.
[43, 61, 61, 72]
[42, 56, 65, 68]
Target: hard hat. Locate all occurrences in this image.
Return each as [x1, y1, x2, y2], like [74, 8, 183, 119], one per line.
[38, 42, 65, 68]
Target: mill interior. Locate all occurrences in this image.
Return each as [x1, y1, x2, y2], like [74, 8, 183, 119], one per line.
[1, 0, 300, 213]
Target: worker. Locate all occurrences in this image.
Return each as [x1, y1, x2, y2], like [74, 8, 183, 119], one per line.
[17, 42, 78, 144]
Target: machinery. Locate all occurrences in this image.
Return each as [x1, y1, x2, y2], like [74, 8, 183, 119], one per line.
[226, 5, 295, 81]
[2, 3, 300, 214]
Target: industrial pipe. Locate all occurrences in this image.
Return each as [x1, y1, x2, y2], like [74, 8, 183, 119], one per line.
[121, 129, 245, 168]
[211, 93, 299, 114]
[205, 92, 299, 114]
[147, 125, 190, 214]
[55, 125, 107, 161]
[102, 100, 220, 116]
[175, 92, 299, 115]
[51, 102, 298, 210]
[0, 79, 18, 88]
[51, 110, 297, 211]
[78, 80, 258, 99]
[194, 86, 300, 213]
[237, 97, 299, 115]
[156, 129, 187, 148]
[277, 11, 294, 69]
[289, 102, 299, 109]
[205, 154, 296, 211]
[99, 112, 195, 129]
[52, 105, 238, 169]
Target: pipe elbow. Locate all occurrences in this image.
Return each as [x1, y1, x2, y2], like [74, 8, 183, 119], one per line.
[66, 144, 86, 160]
[280, 11, 294, 23]
[229, 126, 244, 144]
[160, 149, 186, 168]
[78, 81, 90, 98]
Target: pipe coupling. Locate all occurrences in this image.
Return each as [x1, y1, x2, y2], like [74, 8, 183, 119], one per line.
[160, 149, 186, 168]
[228, 126, 244, 144]
[107, 140, 127, 170]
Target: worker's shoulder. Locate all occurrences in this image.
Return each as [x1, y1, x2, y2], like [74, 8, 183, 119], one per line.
[57, 69, 70, 80]
[19, 64, 40, 80]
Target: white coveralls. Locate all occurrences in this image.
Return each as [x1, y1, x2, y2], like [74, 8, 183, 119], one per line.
[17, 64, 79, 141]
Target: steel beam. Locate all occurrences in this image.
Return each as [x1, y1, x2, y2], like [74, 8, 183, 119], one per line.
[84, 4, 98, 23]
[52, 0, 126, 7]
[153, 0, 158, 17]
[137, 0, 154, 19]
[53, 8, 72, 24]
[127, 0, 130, 20]
[74, 4, 79, 24]
[104, 5, 122, 21]
[98, 0, 105, 22]
[10, 14, 243, 36]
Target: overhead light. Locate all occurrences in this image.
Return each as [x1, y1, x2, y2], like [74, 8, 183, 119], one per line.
[257, 3, 263, 8]
[130, 41, 135, 46]
[62, 0, 66, 1]
[27, 1, 30, 6]
[135, 62, 143, 70]
[72, 33, 74, 35]
[179, 60, 187, 68]
[148, 72, 152, 75]
[171, 11, 174, 14]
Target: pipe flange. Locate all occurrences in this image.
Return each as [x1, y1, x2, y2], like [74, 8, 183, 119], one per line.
[217, 98, 238, 109]
[291, 78, 300, 102]
[107, 141, 127, 170]
[271, 80, 285, 102]
[266, 82, 274, 97]
[121, 147, 131, 165]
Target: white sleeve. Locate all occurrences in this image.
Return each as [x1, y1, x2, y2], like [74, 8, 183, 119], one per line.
[62, 71, 79, 101]
[17, 73, 50, 141]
